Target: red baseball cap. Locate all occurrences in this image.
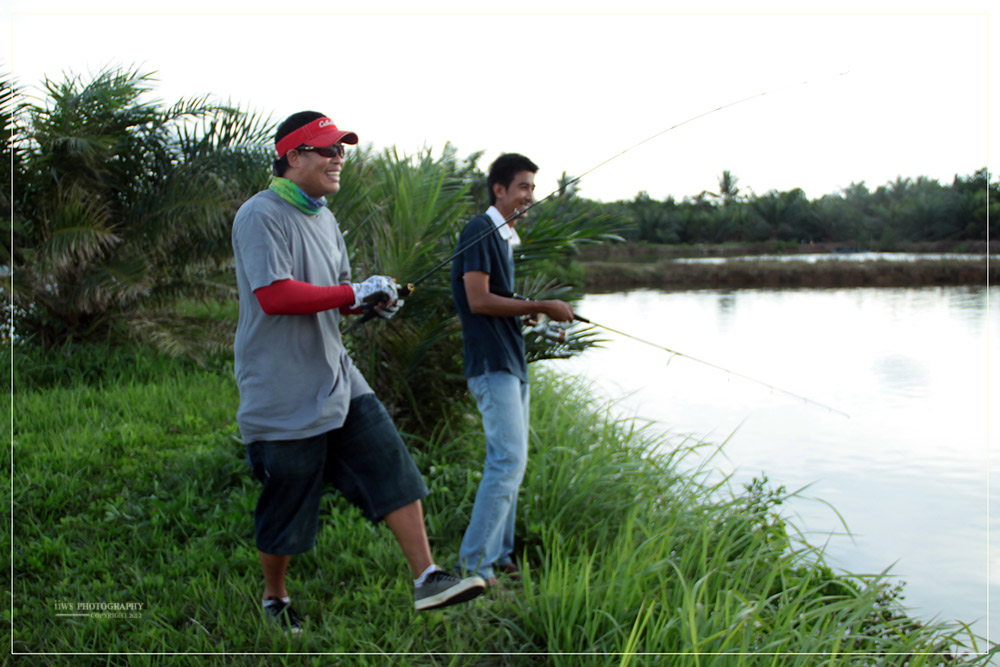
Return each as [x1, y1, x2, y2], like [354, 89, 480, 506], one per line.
[275, 116, 359, 158]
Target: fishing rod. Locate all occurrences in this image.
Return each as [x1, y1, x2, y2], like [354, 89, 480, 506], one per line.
[345, 183, 558, 331]
[347, 72, 850, 330]
[574, 315, 851, 418]
[500, 287, 849, 418]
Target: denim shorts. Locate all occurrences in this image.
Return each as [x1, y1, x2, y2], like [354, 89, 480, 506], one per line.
[246, 393, 428, 555]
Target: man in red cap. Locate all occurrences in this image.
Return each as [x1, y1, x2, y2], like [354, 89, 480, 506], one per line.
[232, 111, 485, 633]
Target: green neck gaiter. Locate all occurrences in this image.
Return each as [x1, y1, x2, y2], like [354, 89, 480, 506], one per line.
[268, 177, 327, 215]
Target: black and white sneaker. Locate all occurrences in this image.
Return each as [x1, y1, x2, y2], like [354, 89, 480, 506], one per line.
[263, 597, 303, 634]
[414, 571, 486, 611]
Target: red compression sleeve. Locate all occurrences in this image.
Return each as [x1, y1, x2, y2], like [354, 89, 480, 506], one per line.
[254, 279, 355, 315]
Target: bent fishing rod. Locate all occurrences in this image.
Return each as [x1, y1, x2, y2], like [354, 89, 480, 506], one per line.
[496, 286, 849, 418]
[347, 72, 850, 330]
[575, 316, 850, 418]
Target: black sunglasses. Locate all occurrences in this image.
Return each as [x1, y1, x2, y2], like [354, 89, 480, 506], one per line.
[296, 144, 346, 159]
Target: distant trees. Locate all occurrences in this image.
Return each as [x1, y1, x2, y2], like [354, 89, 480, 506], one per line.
[613, 168, 996, 247]
[752, 188, 810, 242]
[6, 63, 992, 412]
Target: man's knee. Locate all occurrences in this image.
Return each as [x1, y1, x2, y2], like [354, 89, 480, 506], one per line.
[484, 448, 527, 484]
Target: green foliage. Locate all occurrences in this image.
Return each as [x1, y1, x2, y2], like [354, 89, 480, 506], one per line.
[2, 70, 29, 264]
[331, 144, 479, 432]
[336, 145, 625, 434]
[751, 188, 811, 242]
[613, 169, 997, 247]
[9, 63, 623, 433]
[505, 373, 994, 663]
[8, 338, 209, 390]
[6, 66, 274, 359]
[11, 357, 994, 662]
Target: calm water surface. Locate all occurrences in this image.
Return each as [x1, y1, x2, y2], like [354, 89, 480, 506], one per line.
[543, 285, 997, 641]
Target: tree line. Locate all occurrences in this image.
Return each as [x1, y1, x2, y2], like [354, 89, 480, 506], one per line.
[589, 168, 996, 247]
[4, 66, 993, 414]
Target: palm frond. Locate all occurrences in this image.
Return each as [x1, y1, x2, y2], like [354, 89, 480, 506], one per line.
[363, 147, 472, 283]
[127, 312, 236, 365]
[12, 65, 272, 350]
[516, 198, 626, 264]
[35, 184, 119, 274]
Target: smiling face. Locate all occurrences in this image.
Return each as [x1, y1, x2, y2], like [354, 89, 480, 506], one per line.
[492, 170, 536, 223]
[284, 145, 345, 198]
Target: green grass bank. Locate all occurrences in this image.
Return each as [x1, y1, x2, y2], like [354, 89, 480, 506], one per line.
[8, 345, 996, 665]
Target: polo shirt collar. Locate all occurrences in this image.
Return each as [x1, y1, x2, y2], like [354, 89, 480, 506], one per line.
[486, 206, 521, 248]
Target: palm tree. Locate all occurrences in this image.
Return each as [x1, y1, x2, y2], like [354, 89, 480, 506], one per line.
[709, 170, 745, 241]
[337, 147, 622, 433]
[8, 66, 623, 433]
[717, 169, 740, 207]
[2, 71, 30, 346]
[750, 188, 809, 241]
[8, 66, 274, 359]
[557, 171, 580, 200]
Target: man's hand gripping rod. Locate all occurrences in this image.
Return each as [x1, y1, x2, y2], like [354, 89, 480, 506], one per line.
[343, 282, 416, 333]
[342, 203, 539, 333]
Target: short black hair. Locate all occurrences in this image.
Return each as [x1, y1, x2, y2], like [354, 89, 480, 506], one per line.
[272, 111, 326, 177]
[487, 153, 539, 205]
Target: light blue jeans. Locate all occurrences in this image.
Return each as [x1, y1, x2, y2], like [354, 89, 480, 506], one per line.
[459, 370, 530, 579]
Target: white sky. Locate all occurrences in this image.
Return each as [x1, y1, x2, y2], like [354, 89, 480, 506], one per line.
[4, 0, 996, 203]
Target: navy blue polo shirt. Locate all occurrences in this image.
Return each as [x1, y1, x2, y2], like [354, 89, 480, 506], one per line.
[450, 214, 528, 383]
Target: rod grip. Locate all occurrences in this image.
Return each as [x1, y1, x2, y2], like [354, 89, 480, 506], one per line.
[491, 285, 588, 322]
[344, 283, 414, 333]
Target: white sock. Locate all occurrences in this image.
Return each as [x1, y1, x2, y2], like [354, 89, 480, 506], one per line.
[414, 564, 442, 587]
[262, 596, 291, 607]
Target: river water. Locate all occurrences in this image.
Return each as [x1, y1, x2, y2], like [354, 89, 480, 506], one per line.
[542, 285, 997, 642]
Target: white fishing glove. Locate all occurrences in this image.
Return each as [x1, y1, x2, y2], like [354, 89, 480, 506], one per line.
[350, 275, 398, 310]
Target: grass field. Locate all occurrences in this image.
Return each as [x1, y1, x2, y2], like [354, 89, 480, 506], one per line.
[8, 344, 996, 665]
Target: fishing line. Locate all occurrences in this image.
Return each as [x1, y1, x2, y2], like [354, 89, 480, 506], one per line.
[411, 75, 847, 291]
[347, 71, 851, 331]
[501, 286, 848, 417]
[418, 71, 849, 287]
[575, 314, 851, 418]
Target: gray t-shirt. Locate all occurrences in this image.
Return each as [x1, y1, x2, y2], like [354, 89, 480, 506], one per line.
[232, 189, 372, 443]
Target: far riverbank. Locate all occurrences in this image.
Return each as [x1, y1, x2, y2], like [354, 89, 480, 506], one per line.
[574, 240, 994, 291]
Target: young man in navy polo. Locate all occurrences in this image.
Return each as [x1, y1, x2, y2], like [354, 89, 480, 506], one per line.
[450, 153, 575, 586]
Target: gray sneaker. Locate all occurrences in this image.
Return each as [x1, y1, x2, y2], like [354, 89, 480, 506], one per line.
[414, 571, 486, 611]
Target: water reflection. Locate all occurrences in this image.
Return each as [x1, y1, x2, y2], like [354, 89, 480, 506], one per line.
[716, 292, 737, 315]
[543, 285, 997, 639]
[871, 354, 930, 399]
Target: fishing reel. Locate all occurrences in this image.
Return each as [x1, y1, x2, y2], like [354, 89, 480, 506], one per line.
[524, 314, 570, 343]
[359, 282, 413, 309]
[345, 283, 415, 333]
